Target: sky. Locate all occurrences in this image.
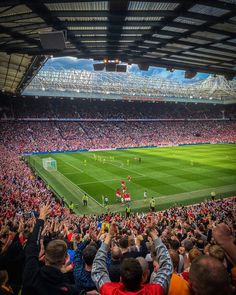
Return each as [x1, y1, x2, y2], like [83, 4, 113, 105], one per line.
[43, 56, 210, 84]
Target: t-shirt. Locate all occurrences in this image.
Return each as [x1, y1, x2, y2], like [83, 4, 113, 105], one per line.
[168, 273, 190, 295]
[100, 282, 164, 295]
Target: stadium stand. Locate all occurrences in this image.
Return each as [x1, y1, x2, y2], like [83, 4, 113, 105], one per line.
[0, 120, 236, 153]
[1, 0, 236, 294]
[1, 96, 236, 120]
[0, 99, 236, 295]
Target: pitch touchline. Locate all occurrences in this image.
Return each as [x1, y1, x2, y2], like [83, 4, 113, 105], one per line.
[32, 156, 99, 211]
[55, 170, 103, 209]
[76, 175, 145, 186]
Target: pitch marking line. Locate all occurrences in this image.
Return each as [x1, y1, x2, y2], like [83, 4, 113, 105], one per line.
[31, 156, 101, 212]
[56, 170, 103, 210]
[60, 158, 84, 173]
[64, 172, 80, 175]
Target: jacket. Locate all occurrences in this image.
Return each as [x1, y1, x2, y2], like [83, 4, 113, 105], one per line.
[73, 240, 97, 292]
[22, 219, 78, 295]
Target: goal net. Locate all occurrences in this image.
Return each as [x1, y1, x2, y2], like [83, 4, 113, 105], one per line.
[42, 157, 57, 171]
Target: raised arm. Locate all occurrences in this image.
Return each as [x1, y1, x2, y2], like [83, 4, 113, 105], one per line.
[213, 223, 236, 265]
[23, 203, 51, 285]
[73, 238, 90, 273]
[91, 223, 116, 290]
[148, 227, 173, 294]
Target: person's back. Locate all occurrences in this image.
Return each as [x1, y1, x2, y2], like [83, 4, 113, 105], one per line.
[73, 240, 97, 292]
[109, 246, 121, 282]
[167, 249, 190, 295]
[99, 259, 165, 295]
[0, 230, 25, 295]
[23, 264, 77, 295]
[168, 273, 190, 295]
[92, 225, 172, 295]
[22, 204, 78, 295]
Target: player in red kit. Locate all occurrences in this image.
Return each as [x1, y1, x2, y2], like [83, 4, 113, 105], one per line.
[122, 185, 127, 193]
[116, 189, 121, 202]
[127, 175, 132, 182]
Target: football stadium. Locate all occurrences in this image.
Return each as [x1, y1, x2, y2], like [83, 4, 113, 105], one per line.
[0, 1, 236, 295]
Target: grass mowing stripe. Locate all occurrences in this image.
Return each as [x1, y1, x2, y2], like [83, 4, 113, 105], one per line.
[32, 144, 236, 214]
[55, 170, 103, 211]
[59, 154, 84, 173]
[76, 175, 145, 186]
[105, 160, 145, 177]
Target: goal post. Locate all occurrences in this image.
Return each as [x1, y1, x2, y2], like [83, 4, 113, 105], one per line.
[42, 157, 57, 171]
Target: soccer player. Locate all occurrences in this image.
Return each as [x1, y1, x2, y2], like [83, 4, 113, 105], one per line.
[104, 196, 109, 206]
[116, 189, 121, 202]
[144, 190, 147, 201]
[84, 159, 87, 166]
[122, 185, 127, 194]
[127, 175, 132, 182]
[125, 192, 131, 202]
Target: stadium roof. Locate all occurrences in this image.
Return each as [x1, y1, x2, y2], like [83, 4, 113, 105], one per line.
[0, 0, 236, 94]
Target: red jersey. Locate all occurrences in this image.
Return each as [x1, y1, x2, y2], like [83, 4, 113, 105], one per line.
[116, 189, 121, 196]
[100, 282, 164, 295]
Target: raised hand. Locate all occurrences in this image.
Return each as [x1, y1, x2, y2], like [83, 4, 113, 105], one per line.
[213, 223, 234, 245]
[146, 226, 158, 240]
[39, 203, 51, 221]
[108, 222, 117, 238]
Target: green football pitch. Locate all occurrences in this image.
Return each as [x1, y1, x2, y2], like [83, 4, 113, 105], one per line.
[26, 144, 236, 215]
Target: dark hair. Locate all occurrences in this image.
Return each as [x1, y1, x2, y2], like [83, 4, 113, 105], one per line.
[82, 245, 97, 266]
[169, 239, 180, 251]
[112, 246, 122, 260]
[189, 256, 232, 295]
[168, 249, 179, 271]
[119, 237, 129, 249]
[120, 258, 143, 291]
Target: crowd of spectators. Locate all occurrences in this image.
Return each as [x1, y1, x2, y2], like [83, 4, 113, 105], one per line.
[1, 120, 236, 153]
[0, 97, 236, 295]
[1, 163, 236, 295]
[1, 96, 236, 120]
